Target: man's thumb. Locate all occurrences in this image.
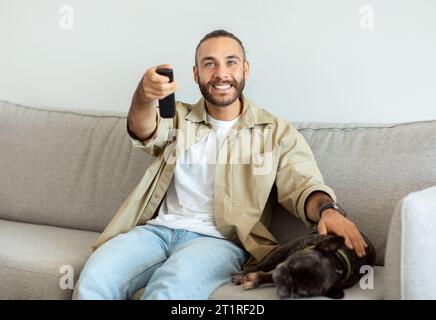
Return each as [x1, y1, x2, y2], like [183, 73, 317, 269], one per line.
[318, 222, 328, 235]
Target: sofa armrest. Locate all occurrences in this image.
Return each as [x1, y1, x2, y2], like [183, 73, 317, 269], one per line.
[384, 185, 436, 299]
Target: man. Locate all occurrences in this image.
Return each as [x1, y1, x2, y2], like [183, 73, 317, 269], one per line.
[74, 30, 367, 300]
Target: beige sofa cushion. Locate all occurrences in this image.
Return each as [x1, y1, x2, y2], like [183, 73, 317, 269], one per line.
[0, 100, 153, 232]
[131, 266, 384, 300]
[211, 266, 384, 300]
[0, 219, 99, 299]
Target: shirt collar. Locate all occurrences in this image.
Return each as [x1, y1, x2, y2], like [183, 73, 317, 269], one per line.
[184, 94, 274, 128]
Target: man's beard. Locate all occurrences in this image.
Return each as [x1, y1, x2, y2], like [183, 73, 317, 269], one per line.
[198, 76, 245, 107]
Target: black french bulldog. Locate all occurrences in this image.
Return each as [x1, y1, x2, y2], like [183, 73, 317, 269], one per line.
[232, 231, 376, 299]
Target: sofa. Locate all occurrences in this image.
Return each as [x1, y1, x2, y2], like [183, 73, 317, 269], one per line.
[0, 99, 435, 300]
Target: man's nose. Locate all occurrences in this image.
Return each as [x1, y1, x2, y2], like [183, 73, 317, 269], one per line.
[214, 64, 230, 80]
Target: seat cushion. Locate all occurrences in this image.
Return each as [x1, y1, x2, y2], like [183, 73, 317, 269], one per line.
[0, 219, 99, 299]
[131, 266, 383, 300]
[210, 266, 384, 300]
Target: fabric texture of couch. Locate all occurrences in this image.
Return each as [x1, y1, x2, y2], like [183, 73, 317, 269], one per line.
[0, 100, 435, 299]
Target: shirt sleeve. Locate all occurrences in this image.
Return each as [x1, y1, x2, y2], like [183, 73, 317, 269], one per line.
[126, 109, 174, 157]
[274, 123, 337, 227]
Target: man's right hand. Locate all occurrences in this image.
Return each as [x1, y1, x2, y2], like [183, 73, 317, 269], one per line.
[138, 64, 178, 105]
[128, 64, 177, 141]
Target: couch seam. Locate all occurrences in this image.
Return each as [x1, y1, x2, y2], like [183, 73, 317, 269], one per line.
[0, 217, 103, 234]
[3, 100, 436, 129]
[0, 264, 77, 278]
[297, 120, 436, 132]
[0, 100, 127, 120]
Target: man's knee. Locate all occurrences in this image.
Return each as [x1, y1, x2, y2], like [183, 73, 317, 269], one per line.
[74, 260, 124, 300]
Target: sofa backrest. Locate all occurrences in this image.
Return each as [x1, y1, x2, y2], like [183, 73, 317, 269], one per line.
[270, 121, 436, 265]
[0, 101, 149, 232]
[1, 100, 435, 265]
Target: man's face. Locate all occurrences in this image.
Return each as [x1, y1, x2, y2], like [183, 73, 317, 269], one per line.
[194, 37, 250, 107]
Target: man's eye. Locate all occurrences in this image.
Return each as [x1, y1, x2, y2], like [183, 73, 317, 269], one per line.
[204, 62, 214, 68]
[227, 60, 237, 66]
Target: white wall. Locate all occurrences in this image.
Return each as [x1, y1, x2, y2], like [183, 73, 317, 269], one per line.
[1, 0, 435, 122]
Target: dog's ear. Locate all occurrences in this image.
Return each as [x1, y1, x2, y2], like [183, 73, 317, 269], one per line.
[325, 287, 345, 299]
[315, 236, 345, 252]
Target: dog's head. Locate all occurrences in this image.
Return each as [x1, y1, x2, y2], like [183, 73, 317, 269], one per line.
[272, 236, 347, 299]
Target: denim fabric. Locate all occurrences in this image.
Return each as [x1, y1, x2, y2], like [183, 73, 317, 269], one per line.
[74, 224, 248, 299]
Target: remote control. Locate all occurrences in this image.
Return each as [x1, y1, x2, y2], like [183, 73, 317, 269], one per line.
[156, 68, 176, 118]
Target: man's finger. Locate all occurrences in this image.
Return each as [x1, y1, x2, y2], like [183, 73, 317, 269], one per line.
[150, 81, 177, 93]
[150, 72, 172, 83]
[157, 63, 172, 70]
[349, 228, 366, 257]
[351, 236, 364, 257]
[342, 232, 354, 250]
[318, 222, 328, 235]
[357, 233, 367, 256]
[150, 64, 174, 83]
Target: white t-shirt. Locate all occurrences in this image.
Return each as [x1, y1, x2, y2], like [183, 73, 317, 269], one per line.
[148, 113, 240, 238]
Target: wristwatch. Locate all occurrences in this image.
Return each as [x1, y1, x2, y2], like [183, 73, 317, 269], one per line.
[319, 202, 347, 218]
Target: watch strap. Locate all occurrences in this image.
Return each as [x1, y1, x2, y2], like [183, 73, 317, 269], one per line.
[319, 202, 347, 218]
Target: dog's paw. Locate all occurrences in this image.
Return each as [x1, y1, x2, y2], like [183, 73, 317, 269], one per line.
[232, 272, 260, 290]
[241, 280, 256, 290]
[231, 273, 247, 285]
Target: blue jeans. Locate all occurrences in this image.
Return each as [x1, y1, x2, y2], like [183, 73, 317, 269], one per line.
[74, 224, 248, 300]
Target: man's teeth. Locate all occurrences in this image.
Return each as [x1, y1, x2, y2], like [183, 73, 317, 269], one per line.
[213, 84, 231, 89]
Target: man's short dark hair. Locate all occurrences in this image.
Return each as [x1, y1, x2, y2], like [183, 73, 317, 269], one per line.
[195, 30, 246, 66]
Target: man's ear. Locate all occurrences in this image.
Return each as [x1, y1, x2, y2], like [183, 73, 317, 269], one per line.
[193, 65, 199, 84]
[315, 236, 345, 252]
[244, 60, 250, 80]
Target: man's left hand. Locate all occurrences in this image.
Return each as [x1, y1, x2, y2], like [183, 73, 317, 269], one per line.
[317, 209, 367, 258]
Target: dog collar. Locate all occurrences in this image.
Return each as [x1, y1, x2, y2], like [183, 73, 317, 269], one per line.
[303, 245, 316, 252]
[335, 249, 352, 281]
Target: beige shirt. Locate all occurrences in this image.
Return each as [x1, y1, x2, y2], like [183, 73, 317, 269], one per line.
[92, 95, 336, 268]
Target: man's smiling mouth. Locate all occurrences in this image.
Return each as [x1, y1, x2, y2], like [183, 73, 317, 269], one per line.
[212, 83, 232, 90]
